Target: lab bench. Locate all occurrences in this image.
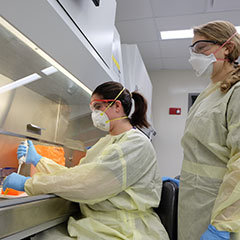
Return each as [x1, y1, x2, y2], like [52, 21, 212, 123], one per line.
[0, 194, 79, 240]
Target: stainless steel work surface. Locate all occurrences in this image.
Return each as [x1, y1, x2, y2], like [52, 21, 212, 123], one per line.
[0, 194, 79, 239]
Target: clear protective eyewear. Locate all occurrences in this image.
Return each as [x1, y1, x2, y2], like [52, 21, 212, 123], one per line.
[190, 40, 218, 54]
[89, 99, 115, 111]
[90, 87, 126, 112]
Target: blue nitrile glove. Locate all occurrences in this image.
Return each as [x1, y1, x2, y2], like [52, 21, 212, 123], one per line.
[17, 140, 42, 166]
[3, 173, 31, 192]
[200, 224, 230, 240]
[162, 176, 180, 186]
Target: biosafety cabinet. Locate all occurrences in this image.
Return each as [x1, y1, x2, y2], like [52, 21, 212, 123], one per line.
[0, 14, 105, 169]
[0, 0, 118, 172]
[0, 1, 118, 239]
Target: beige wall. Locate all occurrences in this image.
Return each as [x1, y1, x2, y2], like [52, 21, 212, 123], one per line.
[149, 69, 209, 177]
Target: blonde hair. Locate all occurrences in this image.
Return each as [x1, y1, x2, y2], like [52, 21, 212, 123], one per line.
[193, 21, 240, 92]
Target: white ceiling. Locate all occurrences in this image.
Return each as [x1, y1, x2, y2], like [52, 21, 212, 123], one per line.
[115, 0, 240, 72]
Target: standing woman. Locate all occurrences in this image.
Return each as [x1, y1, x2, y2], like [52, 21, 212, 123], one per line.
[4, 81, 169, 240]
[179, 21, 240, 239]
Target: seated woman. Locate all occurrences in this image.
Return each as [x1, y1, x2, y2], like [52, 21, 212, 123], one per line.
[3, 81, 169, 240]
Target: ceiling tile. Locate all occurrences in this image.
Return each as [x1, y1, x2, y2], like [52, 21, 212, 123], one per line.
[116, 19, 158, 43]
[115, 0, 153, 21]
[137, 41, 161, 59]
[206, 0, 240, 12]
[162, 57, 192, 70]
[143, 58, 164, 71]
[159, 39, 192, 58]
[155, 11, 240, 31]
[150, 0, 207, 17]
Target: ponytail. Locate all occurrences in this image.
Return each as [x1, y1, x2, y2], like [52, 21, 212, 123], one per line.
[130, 92, 150, 128]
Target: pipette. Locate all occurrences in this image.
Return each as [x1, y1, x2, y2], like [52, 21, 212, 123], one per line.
[17, 140, 28, 174]
[3, 188, 9, 195]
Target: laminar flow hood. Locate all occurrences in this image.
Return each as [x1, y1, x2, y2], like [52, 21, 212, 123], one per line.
[0, 1, 117, 169]
[0, 0, 117, 91]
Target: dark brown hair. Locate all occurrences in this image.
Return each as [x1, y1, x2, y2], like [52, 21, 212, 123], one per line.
[92, 81, 150, 128]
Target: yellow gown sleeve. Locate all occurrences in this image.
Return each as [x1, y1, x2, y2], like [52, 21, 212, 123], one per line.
[24, 131, 155, 205]
[36, 157, 67, 174]
[211, 86, 240, 232]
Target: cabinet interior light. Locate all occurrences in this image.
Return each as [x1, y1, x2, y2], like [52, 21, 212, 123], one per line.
[0, 16, 92, 95]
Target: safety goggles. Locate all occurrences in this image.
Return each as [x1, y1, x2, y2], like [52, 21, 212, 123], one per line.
[90, 87, 126, 112]
[89, 99, 115, 111]
[189, 40, 218, 54]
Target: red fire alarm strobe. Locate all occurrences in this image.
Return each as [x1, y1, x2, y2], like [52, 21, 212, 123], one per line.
[169, 108, 181, 115]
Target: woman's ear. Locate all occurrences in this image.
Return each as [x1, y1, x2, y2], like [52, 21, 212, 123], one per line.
[114, 100, 122, 113]
[225, 41, 235, 55]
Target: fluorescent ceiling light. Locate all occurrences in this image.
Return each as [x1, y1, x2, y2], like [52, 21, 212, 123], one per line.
[161, 26, 240, 40]
[41, 66, 58, 76]
[160, 29, 193, 40]
[236, 26, 240, 33]
[0, 17, 92, 95]
[0, 73, 41, 94]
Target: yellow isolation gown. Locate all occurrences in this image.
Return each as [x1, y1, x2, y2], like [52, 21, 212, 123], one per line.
[25, 128, 169, 240]
[179, 81, 240, 240]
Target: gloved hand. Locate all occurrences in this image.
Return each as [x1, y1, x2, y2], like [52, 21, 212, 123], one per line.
[200, 224, 230, 240]
[17, 140, 42, 166]
[3, 173, 31, 192]
[162, 176, 180, 186]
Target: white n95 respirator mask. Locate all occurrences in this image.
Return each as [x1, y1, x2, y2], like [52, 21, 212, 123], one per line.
[188, 50, 217, 77]
[91, 110, 110, 132]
